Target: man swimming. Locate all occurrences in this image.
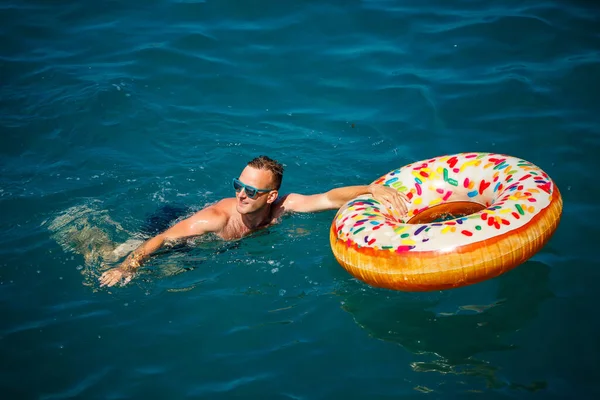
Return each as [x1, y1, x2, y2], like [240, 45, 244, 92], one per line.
[99, 155, 409, 287]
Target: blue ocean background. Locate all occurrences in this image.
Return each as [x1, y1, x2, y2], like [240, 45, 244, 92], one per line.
[1, 0, 599, 398]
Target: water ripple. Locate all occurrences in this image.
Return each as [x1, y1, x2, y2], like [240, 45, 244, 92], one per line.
[40, 367, 112, 400]
[186, 373, 274, 396]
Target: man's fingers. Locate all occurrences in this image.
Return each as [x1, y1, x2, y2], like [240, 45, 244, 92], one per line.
[106, 276, 118, 287]
[99, 275, 112, 287]
[372, 186, 409, 216]
[397, 201, 406, 215]
[392, 199, 406, 217]
[390, 193, 407, 215]
[382, 194, 402, 216]
[99, 270, 121, 288]
[398, 201, 407, 216]
[396, 191, 409, 203]
[389, 197, 399, 213]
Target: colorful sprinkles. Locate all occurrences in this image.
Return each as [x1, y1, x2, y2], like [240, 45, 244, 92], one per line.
[333, 152, 555, 253]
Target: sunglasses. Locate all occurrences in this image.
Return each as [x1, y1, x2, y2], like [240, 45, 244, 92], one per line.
[232, 178, 273, 199]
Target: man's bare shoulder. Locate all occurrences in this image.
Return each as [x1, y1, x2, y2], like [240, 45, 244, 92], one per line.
[272, 193, 299, 217]
[189, 198, 235, 221]
[273, 192, 330, 214]
[165, 198, 234, 238]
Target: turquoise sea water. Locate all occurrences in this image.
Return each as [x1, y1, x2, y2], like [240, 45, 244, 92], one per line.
[1, 0, 599, 398]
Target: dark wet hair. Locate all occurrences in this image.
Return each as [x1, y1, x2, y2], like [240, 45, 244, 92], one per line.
[247, 155, 284, 190]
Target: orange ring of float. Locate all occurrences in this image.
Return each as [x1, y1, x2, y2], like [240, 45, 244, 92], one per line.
[329, 152, 563, 291]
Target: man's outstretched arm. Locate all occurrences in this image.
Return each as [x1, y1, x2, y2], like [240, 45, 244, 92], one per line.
[281, 183, 409, 215]
[99, 206, 227, 287]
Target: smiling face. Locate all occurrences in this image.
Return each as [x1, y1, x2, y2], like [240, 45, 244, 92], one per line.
[235, 166, 278, 215]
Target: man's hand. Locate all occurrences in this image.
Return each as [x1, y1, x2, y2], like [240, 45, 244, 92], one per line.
[99, 266, 134, 288]
[368, 184, 410, 216]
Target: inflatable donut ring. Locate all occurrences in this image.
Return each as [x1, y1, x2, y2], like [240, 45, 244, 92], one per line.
[330, 152, 562, 291]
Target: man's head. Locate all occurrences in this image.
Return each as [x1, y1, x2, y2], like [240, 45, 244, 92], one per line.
[234, 156, 284, 214]
[246, 155, 284, 190]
